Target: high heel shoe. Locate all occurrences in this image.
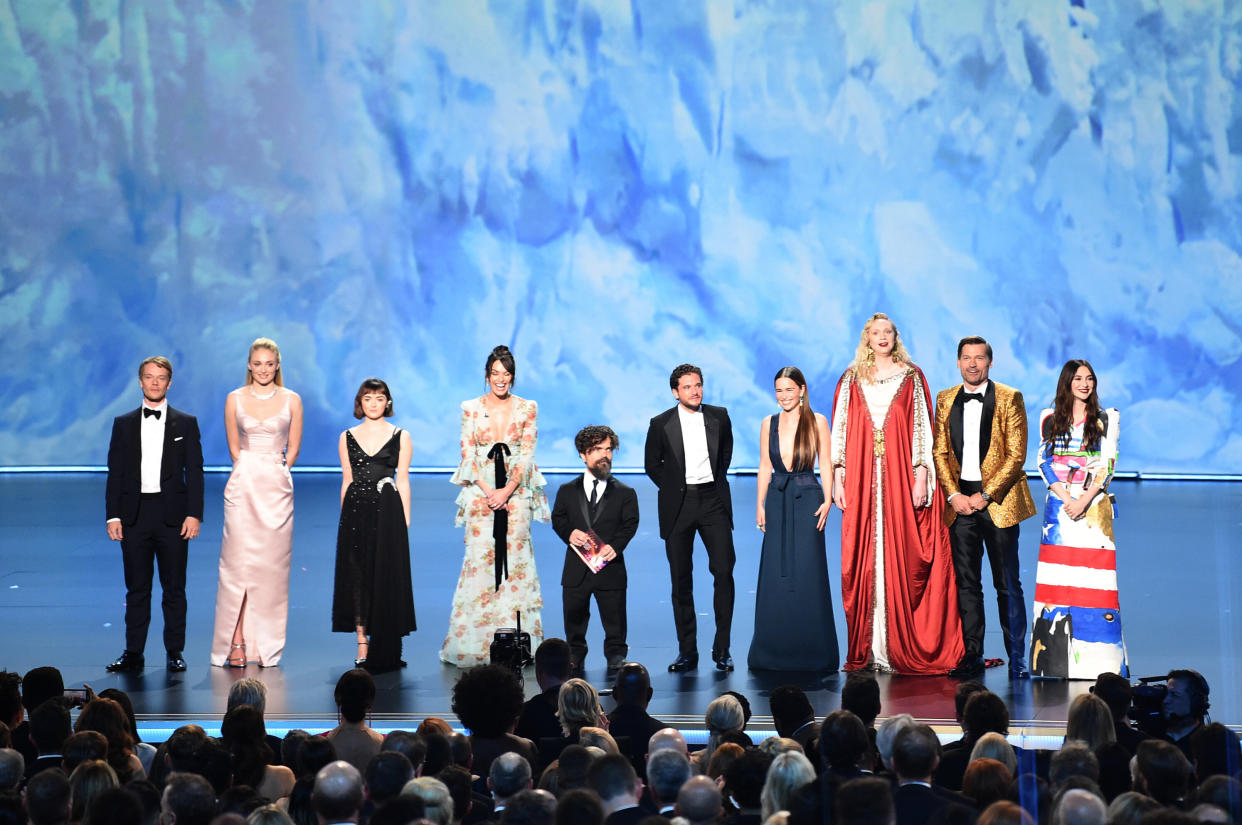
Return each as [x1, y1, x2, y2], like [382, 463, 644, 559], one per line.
[354, 640, 369, 668]
[226, 643, 246, 669]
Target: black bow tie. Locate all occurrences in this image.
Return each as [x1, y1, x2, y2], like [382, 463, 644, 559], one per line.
[961, 392, 984, 404]
[143, 408, 162, 419]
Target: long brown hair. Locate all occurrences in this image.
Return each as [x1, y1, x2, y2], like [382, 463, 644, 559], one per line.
[1046, 359, 1102, 453]
[774, 367, 818, 471]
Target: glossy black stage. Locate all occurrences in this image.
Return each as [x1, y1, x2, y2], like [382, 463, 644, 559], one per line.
[2, 473, 1238, 738]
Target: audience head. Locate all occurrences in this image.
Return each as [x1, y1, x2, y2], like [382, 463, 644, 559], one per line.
[1189, 723, 1242, 782]
[281, 730, 311, 773]
[587, 753, 640, 807]
[835, 776, 895, 825]
[453, 665, 526, 738]
[612, 663, 653, 708]
[876, 714, 915, 771]
[95, 689, 143, 746]
[334, 669, 376, 725]
[1193, 776, 1242, 824]
[61, 730, 107, 775]
[1091, 673, 1133, 724]
[964, 692, 1010, 741]
[1095, 742, 1132, 802]
[418, 718, 454, 737]
[553, 745, 594, 794]
[489, 752, 533, 801]
[558, 679, 603, 737]
[725, 749, 774, 811]
[533, 639, 573, 688]
[401, 776, 452, 825]
[195, 740, 235, 796]
[126, 779, 160, 825]
[819, 710, 871, 773]
[366, 751, 415, 807]
[1106, 792, 1164, 825]
[74, 698, 135, 776]
[297, 736, 338, 778]
[0, 750, 22, 792]
[221, 704, 276, 787]
[892, 725, 940, 783]
[970, 732, 1018, 777]
[705, 743, 744, 781]
[216, 785, 266, 819]
[757, 737, 803, 758]
[1050, 741, 1100, 788]
[69, 760, 119, 823]
[0, 673, 21, 728]
[761, 750, 815, 821]
[977, 800, 1035, 825]
[647, 748, 692, 809]
[313, 760, 365, 823]
[1187, 804, 1230, 825]
[368, 796, 426, 825]
[498, 789, 557, 825]
[437, 764, 474, 824]
[447, 732, 472, 768]
[1163, 670, 1210, 726]
[227, 679, 269, 716]
[648, 728, 688, 757]
[579, 727, 619, 755]
[703, 695, 745, 754]
[769, 686, 816, 739]
[161, 771, 216, 825]
[25, 767, 71, 825]
[381, 731, 428, 774]
[246, 805, 297, 825]
[723, 692, 753, 727]
[955, 682, 988, 725]
[555, 788, 604, 825]
[164, 725, 209, 773]
[1135, 740, 1193, 805]
[677, 775, 724, 825]
[1053, 788, 1107, 825]
[841, 674, 882, 728]
[86, 786, 143, 825]
[422, 733, 452, 777]
[963, 758, 1012, 809]
[21, 668, 65, 713]
[1067, 694, 1117, 751]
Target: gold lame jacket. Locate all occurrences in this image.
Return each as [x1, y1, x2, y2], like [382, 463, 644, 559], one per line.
[933, 380, 1037, 529]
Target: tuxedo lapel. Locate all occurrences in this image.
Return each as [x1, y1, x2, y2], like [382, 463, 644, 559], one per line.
[980, 381, 996, 461]
[949, 394, 965, 463]
[704, 407, 720, 472]
[664, 411, 685, 479]
[160, 408, 177, 483]
[129, 410, 143, 479]
[577, 480, 593, 529]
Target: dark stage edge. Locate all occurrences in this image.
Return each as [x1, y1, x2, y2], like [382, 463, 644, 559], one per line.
[2, 473, 1239, 737]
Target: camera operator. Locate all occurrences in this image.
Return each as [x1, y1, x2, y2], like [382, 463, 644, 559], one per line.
[1162, 669, 1210, 761]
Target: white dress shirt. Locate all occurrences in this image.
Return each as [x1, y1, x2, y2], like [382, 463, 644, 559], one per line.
[140, 400, 168, 493]
[583, 472, 608, 501]
[960, 381, 988, 483]
[678, 405, 714, 484]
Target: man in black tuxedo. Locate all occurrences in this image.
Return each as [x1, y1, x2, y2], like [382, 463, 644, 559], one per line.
[643, 364, 736, 672]
[892, 725, 975, 825]
[105, 356, 204, 673]
[551, 426, 640, 677]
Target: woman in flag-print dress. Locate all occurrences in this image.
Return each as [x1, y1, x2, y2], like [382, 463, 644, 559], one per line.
[1030, 359, 1126, 679]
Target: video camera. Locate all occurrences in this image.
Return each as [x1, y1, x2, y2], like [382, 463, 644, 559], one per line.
[489, 610, 533, 676]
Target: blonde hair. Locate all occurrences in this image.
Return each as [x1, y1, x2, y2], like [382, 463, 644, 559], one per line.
[760, 750, 815, 820]
[757, 737, 804, 757]
[557, 679, 602, 736]
[69, 760, 119, 823]
[402, 777, 453, 825]
[1065, 693, 1117, 751]
[245, 337, 283, 386]
[578, 726, 620, 755]
[247, 804, 296, 825]
[969, 731, 1017, 776]
[851, 313, 913, 383]
[698, 695, 746, 763]
[138, 356, 173, 379]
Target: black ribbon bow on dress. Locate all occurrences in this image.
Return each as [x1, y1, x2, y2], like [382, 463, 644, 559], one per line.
[487, 442, 512, 592]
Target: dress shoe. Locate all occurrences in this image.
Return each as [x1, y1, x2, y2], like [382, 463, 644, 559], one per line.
[668, 654, 698, 673]
[1008, 659, 1031, 680]
[606, 658, 626, 679]
[712, 649, 735, 672]
[106, 651, 144, 673]
[166, 652, 187, 672]
[948, 654, 985, 679]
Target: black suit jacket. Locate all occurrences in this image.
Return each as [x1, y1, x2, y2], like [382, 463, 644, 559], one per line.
[552, 476, 639, 590]
[105, 406, 204, 526]
[515, 685, 563, 744]
[608, 703, 665, 776]
[643, 404, 733, 538]
[895, 783, 976, 825]
[605, 807, 646, 825]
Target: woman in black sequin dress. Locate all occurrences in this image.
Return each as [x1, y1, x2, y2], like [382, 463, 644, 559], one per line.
[332, 378, 416, 672]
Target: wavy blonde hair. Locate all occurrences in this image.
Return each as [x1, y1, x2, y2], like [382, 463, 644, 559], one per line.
[245, 337, 283, 387]
[851, 313, 913, 383]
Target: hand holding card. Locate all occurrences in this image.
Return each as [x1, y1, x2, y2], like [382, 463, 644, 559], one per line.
[573, 529, 612, 574]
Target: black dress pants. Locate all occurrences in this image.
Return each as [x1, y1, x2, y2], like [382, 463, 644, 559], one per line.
[949, 492, 1026, 661]
[563, 583, 627, 667]
[121, 495, 188, 653]
[666, 485, 735, 656]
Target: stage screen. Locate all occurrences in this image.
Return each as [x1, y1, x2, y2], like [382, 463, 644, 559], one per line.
[1, 1, 1240, 473]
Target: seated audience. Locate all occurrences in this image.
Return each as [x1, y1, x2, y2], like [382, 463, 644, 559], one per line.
[499, 788, 557, 825]
[841, 674, 882, 768]
[769, 686, 820, 760]
[819, 711, 873, 782]
[1066, 695, 1118, 752]
[452, 665, 536, 777]
[692, 695, 746, 773]
[296, 736, 338, 779]
[646, 748, 691, 817]
[970, 733, 1017, 778]
[490, 752, 534, 817]
[1050, 742, 1100, 790]
[61, 731, 107, 777]
[0, 749, 22, 792]
[97, 688, 158, 776]
[402, 776, 453, 825]
[876, 715, 915, 776]
[938, 692, 1010, 790]
[678, 776, 725, 825]
[221, 705, 295, 801]
[978, 800, 1034, 825]
[1188, 724, 1242, 784]
[587, 754, 644, 825]
[1091, 674, 1153, 755]
[438, 764, 477, 825]
[1053, 788, 1107, 825]
[963, 758, 1011, 809]
[366, 751, 416, 810]
[724, 749, 773, 825]
[1134, 740, 1194, 807]
[761, 751, 815, 822]
[706, 743, 745, 784]
[580, 727, 621, 756]
[835, 777, 894, 825]
[74, 698, 144, 781]
[69, 760, 119, 823]
[607, 664, 665, 775]
[380, 731, 428, 777]
[326, 669, 384, 774]
[891, 725, 970, 825]
[225, 680, 284, 766]
[556, 788, 605, 825]
[312, 761, 365, 825]
[1106, 791, 1164, 825]
[25, 767, 71, 825]
[27, 699, 71, 780]
[16, 668, 66, 765]
[516, 640, 574, 745]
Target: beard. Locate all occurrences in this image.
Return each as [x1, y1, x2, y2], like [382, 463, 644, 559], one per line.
[588, 459, 611, 480]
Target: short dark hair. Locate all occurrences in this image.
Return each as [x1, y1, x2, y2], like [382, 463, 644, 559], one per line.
[574, 426, 619, 455]
[0, 673, 20, 726]
[769, 686, 814, 734]
[892, 725, 941, 780]
[1189, 723, 1242, 782]
[438, 764, 474, 821]
[555, 788, 604, 825]
[366, 751, 414, 805]
[1091, 673, 1133, 721]
[21, 668, 64, 713]
[587, 754, 638, 801]
[723, 748, 772, 809]
[820, 710, 870, 771]
[486, 346, 517, 384]
[449, 732, 472, 767]
[62, 731, 107, 774]
[163, 772, 217, 825]
[25, 768, 70, 825]
[371, 796, 428, 825]
[499, 789, 556, 825]
[422, 733, 451, 777]
[841, 673, 882, 727]
[646, 749, 691, 806]
[1136, 740, 1193, 805]
[353, 378, 394, 419]
[612, 663, 652, 706]
[29, 699, 71, 755]
[835, 776, 894, 825]
[381, 730, 428, 771]
[957, 336, 993, 360]
[297, 736, 338, 778]
[964, 691, 1010, 739]
[534, 639, 573, 683]
[451, 664, 525, 737]
[334, 668, 376, 723]
[86, 786, 143, 825]
[1167, 669, 1211, 718]
[954, 681, 987, 720]
[669, 364, 703, 390]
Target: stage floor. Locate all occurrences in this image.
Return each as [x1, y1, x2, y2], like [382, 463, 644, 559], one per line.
[2, 473, 1238, 737]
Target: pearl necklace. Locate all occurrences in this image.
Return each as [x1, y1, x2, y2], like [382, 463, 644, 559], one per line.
[248, 385, 278, 400]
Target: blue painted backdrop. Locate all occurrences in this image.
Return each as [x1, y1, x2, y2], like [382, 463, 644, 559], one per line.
[2, 1, 1240, 471]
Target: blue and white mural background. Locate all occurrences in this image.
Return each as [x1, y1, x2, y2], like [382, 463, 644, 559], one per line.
[1, 1, 1240, 471]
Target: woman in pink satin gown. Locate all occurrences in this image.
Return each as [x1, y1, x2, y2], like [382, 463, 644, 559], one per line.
[210, 338, 303, 667]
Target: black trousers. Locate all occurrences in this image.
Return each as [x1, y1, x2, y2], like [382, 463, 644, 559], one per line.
[121, 495, 188, 653]
[563, 582, 627, 667]
[666, 485, 735, 656]
[949, 489, 1026, 661]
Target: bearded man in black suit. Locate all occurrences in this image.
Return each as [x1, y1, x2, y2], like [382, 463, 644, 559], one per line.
[105, 356, 204, 673]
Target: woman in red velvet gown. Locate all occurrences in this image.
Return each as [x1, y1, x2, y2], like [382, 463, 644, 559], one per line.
[829, 313, 963, 674]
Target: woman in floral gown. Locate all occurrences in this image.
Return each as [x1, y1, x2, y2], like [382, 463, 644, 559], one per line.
[441, 345, 550, 666]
